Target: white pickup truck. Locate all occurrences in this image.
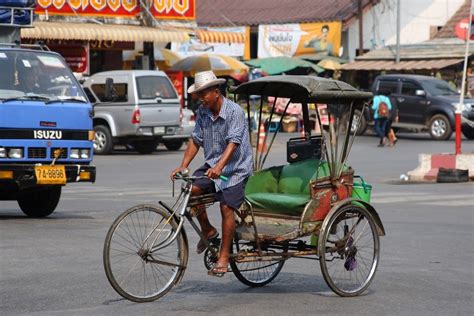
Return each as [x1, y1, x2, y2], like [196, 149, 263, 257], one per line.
[83, 70, 189, 154]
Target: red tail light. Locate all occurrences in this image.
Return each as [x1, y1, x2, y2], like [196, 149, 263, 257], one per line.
[131, 106, 141, 124]
[190, 114, 196, 122]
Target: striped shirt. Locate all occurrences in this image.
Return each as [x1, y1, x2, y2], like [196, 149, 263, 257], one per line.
[192, 97, 253, 191]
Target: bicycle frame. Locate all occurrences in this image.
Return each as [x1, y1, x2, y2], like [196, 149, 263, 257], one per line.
[147, 178, 220, 258]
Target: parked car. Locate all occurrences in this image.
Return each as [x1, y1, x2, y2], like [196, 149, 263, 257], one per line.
[353, 74, 474, 140]
[82, 70, 190, 154]
[159, 107, 195, 151]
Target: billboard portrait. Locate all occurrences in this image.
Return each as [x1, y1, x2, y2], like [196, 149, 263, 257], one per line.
[258, 22, 342, 58]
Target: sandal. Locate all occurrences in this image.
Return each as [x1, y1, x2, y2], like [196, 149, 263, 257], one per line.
[196, 230, 219, 254]
[208, 263, 228, 277]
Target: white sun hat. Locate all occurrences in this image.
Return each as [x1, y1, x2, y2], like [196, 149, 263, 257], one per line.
[187, 70, 226, 94]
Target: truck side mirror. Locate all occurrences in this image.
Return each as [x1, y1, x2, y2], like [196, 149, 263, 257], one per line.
[415, 89, 426, 97]
[105, 78, 116, 101]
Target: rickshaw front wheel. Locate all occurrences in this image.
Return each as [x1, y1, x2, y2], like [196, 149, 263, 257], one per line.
[318, 204, 380, 297]
[103, 204, 188, 302]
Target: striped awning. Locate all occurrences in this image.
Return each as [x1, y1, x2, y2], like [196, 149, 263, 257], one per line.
[341, 59, 463, 71]
[196, 30, 245, 43]
[21, 22, 190, 43]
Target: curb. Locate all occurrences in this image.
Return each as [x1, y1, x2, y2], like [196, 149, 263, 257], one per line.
[407, 153, 474, 182]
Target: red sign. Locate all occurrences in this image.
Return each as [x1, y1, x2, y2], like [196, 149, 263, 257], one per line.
[150, 0, 195, 20]
[166, 70, 184, 107]
[455, 18, 474, 40]
[50, 45, 88, 73]
[35, 0, 140, 18]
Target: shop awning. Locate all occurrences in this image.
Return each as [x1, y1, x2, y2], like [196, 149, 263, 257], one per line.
[21, 22, 190, 43]
[196, 30, 245, 43]
[341, 59, 463, 71]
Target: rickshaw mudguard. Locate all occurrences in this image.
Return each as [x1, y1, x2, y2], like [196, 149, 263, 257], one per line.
[319, 198, 386, 237]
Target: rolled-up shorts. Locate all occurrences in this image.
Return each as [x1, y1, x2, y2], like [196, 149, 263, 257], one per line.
[192, 164, 247, 211]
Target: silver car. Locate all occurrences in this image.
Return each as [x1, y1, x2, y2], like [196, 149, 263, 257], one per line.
[83, 70, 190, 154]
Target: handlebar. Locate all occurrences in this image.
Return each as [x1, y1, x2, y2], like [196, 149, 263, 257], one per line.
[174, 172, 229, 182]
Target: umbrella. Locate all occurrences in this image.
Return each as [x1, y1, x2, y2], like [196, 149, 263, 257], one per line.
[245, 56, 324, 75]
[168, 54, 248, 77]
[154, 48, 182, 70]
[317, 58, 342, 71]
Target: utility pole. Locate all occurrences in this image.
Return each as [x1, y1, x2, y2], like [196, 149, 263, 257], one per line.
[395, 0, 401, 63]
[358, 0, 364, 56]
[456, 0, 474, 154]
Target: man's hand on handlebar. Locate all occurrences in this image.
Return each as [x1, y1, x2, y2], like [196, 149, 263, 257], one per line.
[170, 167, 187, 180]
[205, 166, 223, 180]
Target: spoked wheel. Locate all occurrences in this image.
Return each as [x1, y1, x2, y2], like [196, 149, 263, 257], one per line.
[319, 204, 380, 297]
[103, 204, 188, 302]
[230, 240, 286, 287]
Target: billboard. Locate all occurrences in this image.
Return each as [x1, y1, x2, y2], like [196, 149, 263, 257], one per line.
[258, 22, 342, 58]
[35, 0, 140, 18]
[35, 0, 195, 20]
[150, 0, 195, 20]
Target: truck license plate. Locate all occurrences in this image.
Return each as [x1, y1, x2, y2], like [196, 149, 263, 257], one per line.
[154, 127, 165, 135]
[35, 165, 66, 185]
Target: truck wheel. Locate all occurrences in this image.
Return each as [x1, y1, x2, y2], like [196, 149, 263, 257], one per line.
[18, 186, 62, 218]
[94, 125, 113, 155]
[132, 140, 159, 154]
[351, 109, 368, 135]
[428, 114, 452, 140]
[163, 140, 184, 151]
[461, 125, 474, 139]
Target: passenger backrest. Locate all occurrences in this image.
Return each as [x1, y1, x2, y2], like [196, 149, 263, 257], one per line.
[278, 159, 319, 195]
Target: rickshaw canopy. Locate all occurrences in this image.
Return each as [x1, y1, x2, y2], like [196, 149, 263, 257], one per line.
[231, 75, 372, 104]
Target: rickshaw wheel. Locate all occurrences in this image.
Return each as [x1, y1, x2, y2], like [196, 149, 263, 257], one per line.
[230, 239, 286, 287]
[318, 204, 380, 297]
[103, 205, 188, 302]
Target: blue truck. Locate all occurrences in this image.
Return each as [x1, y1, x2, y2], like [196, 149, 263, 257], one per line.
[0, 45, 96, 217]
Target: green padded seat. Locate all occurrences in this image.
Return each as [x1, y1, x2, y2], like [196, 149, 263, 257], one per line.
[246, 193, 310, 216]
[245, 159, 328, 216]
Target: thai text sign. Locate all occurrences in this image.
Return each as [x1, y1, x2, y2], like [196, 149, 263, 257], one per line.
[150, 0, 195, 20]
[35, 0, 140, 18]
[258, 22, 342, 58]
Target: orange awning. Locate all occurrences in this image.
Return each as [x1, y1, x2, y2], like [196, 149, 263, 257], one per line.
[196, 30, 245, 44]
[22, 22, 190, 43]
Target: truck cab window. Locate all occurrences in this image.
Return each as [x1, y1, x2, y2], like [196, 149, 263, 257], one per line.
[91, 84, 128, 102]
[401, 82, 422, 96]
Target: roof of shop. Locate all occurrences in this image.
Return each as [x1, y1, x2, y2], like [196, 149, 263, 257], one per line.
[436, 0, 470, 38]
[196, 0, 378, 27]
[341, 59, 463, 71]
[341, 38, 473, 71]
[352, 38, 474, 60]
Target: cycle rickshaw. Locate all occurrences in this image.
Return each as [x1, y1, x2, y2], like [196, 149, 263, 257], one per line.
[103, 75, 386, 302]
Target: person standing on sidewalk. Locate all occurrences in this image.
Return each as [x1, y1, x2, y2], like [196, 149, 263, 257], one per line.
[372, 90, 392, 147]
[386, 94, 399, 147]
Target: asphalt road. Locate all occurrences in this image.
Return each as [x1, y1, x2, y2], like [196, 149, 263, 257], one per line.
[1, 133, 473, 316]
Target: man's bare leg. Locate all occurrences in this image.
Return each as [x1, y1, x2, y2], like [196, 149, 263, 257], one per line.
[191, 186, 217, 238]
[214, 204, 235, 270]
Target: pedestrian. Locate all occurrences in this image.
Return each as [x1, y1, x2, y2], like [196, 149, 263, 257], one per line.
[170, 70, 253, 277]
[372, 89, 392, 147]
[386, 95, 399, 147]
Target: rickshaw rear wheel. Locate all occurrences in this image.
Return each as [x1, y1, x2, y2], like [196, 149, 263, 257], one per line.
[230, 239, 286, 287]
[319, 204, 380, 297]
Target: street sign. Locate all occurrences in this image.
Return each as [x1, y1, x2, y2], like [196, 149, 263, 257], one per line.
[455, 18, 474, 40]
